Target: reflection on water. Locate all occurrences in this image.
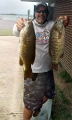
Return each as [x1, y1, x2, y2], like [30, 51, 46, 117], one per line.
[0, 14, 33, 21]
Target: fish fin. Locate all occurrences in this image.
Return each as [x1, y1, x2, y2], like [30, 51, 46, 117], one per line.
[49, 37, 52, 56]
[32, 59, 34, 64]
[24, 69, 32, 80]
[49, 49, 52, 56]
[58, 32, 62, 39]
[50, 63, 58, 71]
[19, 56, 23, 66]
[31, 54, 35, 64]
[60, 52, 64, 58]
[31, 57, 35, 64]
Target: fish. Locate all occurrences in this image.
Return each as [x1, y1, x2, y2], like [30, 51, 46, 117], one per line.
[19, 20, 36, 80]
[49, 19, 65, 71]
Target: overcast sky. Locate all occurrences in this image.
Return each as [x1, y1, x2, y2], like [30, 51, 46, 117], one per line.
[0, 0, 37, 15]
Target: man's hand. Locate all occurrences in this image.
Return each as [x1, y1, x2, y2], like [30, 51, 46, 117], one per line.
[16, 18, 25, 31]
[58, 16, 69, 27]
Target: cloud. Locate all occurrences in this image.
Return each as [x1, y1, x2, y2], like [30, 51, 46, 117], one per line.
[0, 0, 37, 15]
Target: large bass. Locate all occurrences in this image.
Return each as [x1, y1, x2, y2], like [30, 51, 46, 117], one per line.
[19, 20, 36, 80]
[49, 19, 65, 70]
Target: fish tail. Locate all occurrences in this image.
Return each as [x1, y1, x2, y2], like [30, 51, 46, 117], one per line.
[24, 69, 32, 80]
[19, 56, 23, 66]
[50, 62, 58, 71]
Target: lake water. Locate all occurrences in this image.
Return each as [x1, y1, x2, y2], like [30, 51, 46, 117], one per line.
[0, 14, 33, 21]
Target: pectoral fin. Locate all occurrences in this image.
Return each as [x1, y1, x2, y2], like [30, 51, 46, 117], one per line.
[58, 32, 62, 39]
[19, 56, 23, 66]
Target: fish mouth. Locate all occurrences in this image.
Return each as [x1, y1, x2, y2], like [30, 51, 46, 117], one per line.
[28, 21, 32, 25]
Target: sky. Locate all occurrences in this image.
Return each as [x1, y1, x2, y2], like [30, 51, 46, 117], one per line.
[0, 0, 38, 15]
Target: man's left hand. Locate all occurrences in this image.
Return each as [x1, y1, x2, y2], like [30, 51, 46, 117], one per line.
[58, 16, 69, 27]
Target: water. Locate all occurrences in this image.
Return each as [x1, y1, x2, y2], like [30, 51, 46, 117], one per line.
[0, 14, 33, 21]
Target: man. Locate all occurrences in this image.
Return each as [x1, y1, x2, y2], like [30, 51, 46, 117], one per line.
[13, 2, 69, 120]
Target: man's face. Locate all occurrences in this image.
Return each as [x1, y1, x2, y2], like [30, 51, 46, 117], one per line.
[35, 6, 48, 24]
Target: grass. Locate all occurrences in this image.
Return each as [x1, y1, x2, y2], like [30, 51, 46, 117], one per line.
[0, 29, 13, 36]
[58, 62, 72, 83]
[52, 85, 72, 120]
[58, 62, 63, 67]
[59, 70, 72, 83]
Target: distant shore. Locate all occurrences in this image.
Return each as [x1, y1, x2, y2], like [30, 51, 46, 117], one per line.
[0, 14, 33, 21]
[0, 13, 28, 16]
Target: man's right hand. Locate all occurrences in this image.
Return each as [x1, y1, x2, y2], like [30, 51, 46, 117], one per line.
[16, 18, 25, 31]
